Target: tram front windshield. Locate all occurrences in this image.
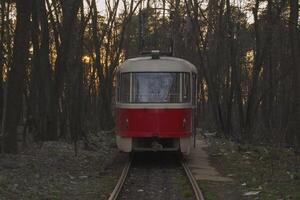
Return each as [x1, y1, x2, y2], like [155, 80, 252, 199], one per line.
[119, 72, 190, 103]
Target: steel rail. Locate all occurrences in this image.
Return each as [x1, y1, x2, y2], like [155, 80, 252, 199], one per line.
[181, 160, 205, 200]
[108, 157, 132, 200]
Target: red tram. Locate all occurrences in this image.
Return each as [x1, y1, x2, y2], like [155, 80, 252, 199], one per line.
[115, 51, 197, 154]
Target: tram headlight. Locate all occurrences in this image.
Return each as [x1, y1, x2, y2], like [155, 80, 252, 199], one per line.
[182, 118, 187, 129]
[125, 118, 129, 129]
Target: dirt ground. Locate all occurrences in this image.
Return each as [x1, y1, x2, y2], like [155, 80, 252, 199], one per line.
[199, 136, 300, 200]
[1, 132, 299, 200]
[187, 138, 244, 199]
[0, 132, 125, 200]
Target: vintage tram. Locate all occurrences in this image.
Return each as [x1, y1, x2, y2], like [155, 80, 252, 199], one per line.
[115, 51, 197, 154]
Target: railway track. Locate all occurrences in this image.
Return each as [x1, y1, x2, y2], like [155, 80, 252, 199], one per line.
[108, 156, 132, 200]
[107, 154, 205, 200]
[181, 160, 205, 200]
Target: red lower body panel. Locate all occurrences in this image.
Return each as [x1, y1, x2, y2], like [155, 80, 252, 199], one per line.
[116, 108, 192, 138]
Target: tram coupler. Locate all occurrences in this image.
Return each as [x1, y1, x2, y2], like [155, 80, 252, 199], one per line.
[151, 140, 163, 151]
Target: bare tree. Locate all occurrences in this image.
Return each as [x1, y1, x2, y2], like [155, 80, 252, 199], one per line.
[288, 0, 300, 147]
[0, 1, 5, 123]
[3, 0, 33, 153]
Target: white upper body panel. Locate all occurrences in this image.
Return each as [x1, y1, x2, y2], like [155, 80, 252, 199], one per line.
[117, 56, 197, 73]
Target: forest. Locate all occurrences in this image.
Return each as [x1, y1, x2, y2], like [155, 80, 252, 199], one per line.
[0, 0, 299, 199]
[0, 0, 299, 154]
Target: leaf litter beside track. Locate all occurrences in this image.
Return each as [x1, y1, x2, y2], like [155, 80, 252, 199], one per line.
[0, 132, 125, 200]
[200, 136, 300, 199]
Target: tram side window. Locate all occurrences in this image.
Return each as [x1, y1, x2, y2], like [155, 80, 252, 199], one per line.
[168, 73, 180, 103]
[120, 73, 130, 103]
[192, 73, 197, 105]
[116, 72, 120, 102]
[182, 73, 190, 103]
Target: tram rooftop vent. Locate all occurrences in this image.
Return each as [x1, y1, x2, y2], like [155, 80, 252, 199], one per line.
[139, 50, 172, 58]
[151, 50, 160, 59]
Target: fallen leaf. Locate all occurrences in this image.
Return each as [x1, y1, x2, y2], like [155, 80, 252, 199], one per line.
[79, 175, 88, 179]
[243, 191, 261, 196]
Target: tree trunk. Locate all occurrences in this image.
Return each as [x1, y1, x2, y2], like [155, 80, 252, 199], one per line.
[53, 0, 81, 139]
[3, 0, 33, 153]
[0, 1, 5, 123]
[172, 0, 182, 57]
[30, 0, 54, 141]
[288, 0, 300, 148]
[224, 0, 235, 137]
[245, 0, 264, 140]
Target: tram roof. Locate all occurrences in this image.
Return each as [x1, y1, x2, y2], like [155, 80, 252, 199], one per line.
[117, 56, 197, 73]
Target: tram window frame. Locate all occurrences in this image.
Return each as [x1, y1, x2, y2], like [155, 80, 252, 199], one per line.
[118, 72, 191, 104]
[182, 73, 191, 103]
[192, 73, 197, 106]
[119, 72, 131, 103]
[116, 72, 120, 102]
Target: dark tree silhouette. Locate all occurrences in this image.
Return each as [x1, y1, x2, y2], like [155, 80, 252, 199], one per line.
[3, 0, 33, 153]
